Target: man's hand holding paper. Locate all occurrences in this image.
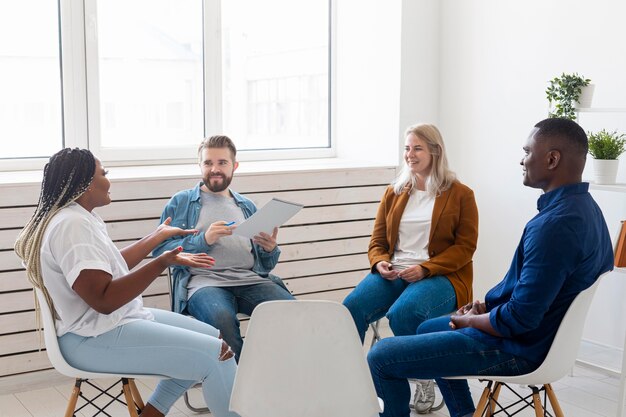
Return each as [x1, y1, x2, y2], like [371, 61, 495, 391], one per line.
[232, 198, 303, 239]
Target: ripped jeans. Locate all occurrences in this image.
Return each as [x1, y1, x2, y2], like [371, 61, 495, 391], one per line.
[59, 308, 239, 417]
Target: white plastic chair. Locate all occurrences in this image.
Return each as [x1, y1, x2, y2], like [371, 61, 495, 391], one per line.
[35, 288, 154, 417]
[229, 300, 384, 417]
[448, 271, 610, 417]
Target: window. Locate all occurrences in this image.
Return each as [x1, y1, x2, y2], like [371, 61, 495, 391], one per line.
[87, 0, 204, 153]
[221, 0, 330, 151]
[0, 0, 332, 168]
[0, 1, 63, 160]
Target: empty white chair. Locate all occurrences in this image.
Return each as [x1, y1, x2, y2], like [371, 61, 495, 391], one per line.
[35, 288, 155, 417]
[229, 299, 383, 417]
[448, 271, 609, 417]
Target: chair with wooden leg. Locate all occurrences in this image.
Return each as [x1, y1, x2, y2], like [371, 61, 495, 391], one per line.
[447, 271, 609, 417]
[35, 288, 157, 417]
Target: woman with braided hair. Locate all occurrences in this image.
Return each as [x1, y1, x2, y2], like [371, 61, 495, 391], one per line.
[15, 148, 240, 417]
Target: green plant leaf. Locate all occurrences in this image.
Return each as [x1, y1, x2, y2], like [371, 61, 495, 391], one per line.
[587, 129, 626, 159]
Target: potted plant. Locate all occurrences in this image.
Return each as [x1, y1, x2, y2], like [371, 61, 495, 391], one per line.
[588, 129, 626, 184]
[546, 73, 592, 120]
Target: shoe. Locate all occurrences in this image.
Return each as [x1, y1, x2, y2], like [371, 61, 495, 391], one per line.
[413, 379, 435, 414]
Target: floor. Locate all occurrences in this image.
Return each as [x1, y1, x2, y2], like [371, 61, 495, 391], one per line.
[1, 326, 623, 417]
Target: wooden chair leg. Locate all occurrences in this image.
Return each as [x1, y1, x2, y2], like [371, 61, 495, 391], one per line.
[545, 384, 564, 417]
[128, 379, 145, 410]
[473, 380, 494, 417]
[64, 379, 82, 417]
[531, 387, 544, 417]
[122, 378, 140, 417]
[486, 382, 502, 417]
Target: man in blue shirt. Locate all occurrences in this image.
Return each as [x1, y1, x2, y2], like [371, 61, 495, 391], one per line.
[368, 118, 614, 417]
[153, 135, 294, 361]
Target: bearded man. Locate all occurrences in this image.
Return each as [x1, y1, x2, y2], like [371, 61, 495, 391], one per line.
[153, 135, 294, 361]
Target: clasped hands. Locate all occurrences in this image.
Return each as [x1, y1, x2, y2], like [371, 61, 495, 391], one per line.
[449, 300, 486, 330]
[376, 261, 426, 282]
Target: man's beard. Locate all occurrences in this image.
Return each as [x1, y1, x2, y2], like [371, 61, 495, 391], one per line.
[204, 173, 233, 193]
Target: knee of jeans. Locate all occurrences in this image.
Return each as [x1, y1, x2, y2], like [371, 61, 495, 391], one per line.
[342, 293, 360, 316]
[198, 309, 239, 332]
[387, 304, 428, 335]
[367, 338, 392, 372]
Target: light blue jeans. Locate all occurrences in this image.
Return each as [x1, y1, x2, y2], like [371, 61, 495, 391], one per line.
[342, 272, 457, 342]
[368, 316, 539, 417]
[58, 308, 239, 417]
[187, 282, 294, 361]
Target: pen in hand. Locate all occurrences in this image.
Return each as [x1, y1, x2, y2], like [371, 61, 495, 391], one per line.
[224, 221, 236, 226]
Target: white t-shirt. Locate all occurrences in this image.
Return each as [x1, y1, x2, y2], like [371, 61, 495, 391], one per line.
[392, 190, 435, 270]
[40, 203, 153, 337]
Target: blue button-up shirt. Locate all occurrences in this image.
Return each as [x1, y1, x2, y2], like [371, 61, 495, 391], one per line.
[461, 182, 613, 364]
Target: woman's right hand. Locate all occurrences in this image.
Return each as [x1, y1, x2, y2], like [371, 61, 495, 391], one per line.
[375, 261, 399, 280]
[159, 246, 215, 269]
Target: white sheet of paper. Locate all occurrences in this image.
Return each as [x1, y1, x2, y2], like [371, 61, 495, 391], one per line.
[232, 197, 303, 239]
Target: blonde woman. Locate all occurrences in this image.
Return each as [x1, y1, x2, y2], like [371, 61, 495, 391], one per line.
[15, 148, 239, 417]
[342, 123, 478, 412]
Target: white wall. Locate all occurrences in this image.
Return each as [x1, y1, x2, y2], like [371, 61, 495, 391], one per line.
[433, 0, 626, 348]
[334, 0, 402, 165]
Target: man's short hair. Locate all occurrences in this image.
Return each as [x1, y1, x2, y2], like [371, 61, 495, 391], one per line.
[198, 135, 237, 161]
[534, 118, 588, 157]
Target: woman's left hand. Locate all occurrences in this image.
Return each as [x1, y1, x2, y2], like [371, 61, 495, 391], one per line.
[159, 247, 215, 268]
[397, 265, 427, 282]
[157, 217, 198, 239]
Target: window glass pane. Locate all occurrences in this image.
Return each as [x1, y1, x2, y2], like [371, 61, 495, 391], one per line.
[0, 1, 62, 159]
[222, 0, 330, 150]
[94, 0, 204, 148]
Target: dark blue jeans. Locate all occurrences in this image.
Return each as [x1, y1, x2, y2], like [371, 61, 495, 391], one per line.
[187, 282, 294, 361]
[367, 316, 539, 417]
[343, 272, 457, 342]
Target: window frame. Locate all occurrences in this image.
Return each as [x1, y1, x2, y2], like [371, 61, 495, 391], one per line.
[1, 0, 335, 171]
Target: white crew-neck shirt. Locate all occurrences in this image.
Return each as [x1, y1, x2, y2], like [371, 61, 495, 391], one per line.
[392, 190, 435, 270]
[40, 203, 152, 337]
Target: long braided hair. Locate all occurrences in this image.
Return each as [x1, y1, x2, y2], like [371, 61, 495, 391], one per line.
[14, 148, 96, 324]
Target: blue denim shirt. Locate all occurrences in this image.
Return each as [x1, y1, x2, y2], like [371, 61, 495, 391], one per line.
[152, 182, 284, 313]
[461, 183, 613, 364]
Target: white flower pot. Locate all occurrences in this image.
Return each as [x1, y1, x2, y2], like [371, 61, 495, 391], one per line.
[574, 84, 595, 108]
[592, 159, 619, 184]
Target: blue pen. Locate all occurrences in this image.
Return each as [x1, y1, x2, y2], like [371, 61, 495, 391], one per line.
[224, 221, 236, 226]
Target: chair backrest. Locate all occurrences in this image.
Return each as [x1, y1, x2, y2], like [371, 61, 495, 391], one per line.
[35, 287, 87, 378]
[35, 287, 148, 380]
[487, 271, 610, 385]
[229, 300, 383, 417]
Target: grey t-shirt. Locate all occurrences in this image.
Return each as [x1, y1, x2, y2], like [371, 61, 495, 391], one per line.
[187, 192, 266, 298]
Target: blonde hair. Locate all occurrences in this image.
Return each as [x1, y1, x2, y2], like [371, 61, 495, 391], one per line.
[14, 148, 95, 328]
[392, 123, 456, 196]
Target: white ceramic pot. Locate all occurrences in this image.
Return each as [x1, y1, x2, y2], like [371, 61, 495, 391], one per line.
[592, 158, 619, 184]
[574, 84, 595, 108]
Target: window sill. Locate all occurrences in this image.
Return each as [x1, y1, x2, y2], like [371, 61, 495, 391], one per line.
[0, 157, 396, 187]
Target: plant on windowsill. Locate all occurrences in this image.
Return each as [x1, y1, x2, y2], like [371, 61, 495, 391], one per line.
[546, 73, 592, 120]
[588, 129, 626, 184]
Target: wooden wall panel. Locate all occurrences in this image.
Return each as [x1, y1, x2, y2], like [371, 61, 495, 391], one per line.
[0, 165, 395, 387]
